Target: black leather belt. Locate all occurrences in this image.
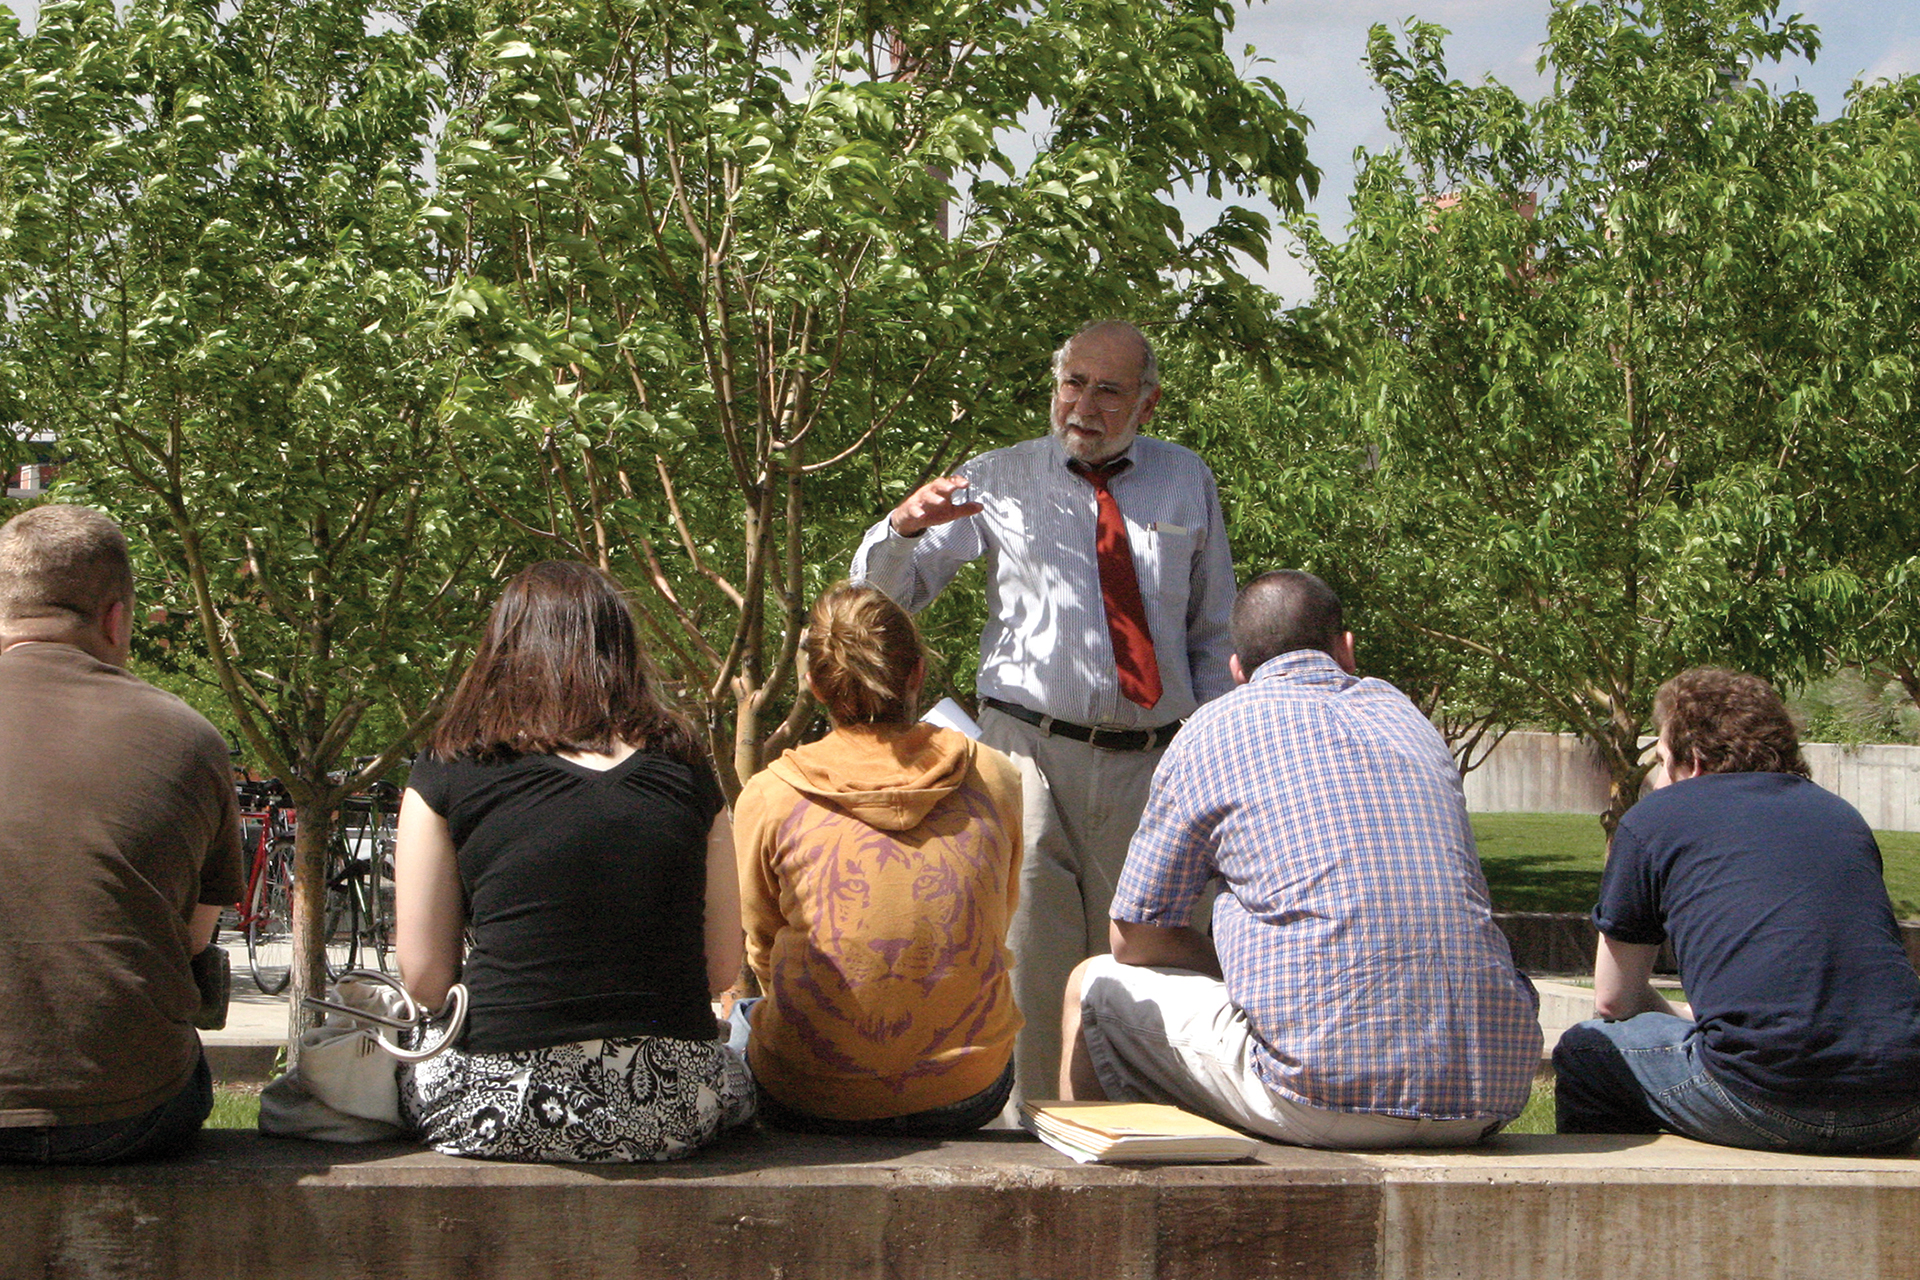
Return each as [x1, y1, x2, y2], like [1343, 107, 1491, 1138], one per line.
[981, 697, 1180, 752]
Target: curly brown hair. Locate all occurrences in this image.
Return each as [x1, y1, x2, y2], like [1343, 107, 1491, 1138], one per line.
[1654, 667, 1809, 779]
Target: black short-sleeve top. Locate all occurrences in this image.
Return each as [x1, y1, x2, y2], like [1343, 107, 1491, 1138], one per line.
[408, 748, 725, 1053]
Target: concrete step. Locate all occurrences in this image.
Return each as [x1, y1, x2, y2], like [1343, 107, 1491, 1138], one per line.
[7, 1129, 1918, 1279]
[1493, 910, 1920, 977]
[1533, 978, 1591, 1064]
[200, 939, 293, 1082]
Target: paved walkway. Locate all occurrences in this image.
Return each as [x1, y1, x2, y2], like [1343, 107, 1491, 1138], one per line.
[203, 938, 309, 1078]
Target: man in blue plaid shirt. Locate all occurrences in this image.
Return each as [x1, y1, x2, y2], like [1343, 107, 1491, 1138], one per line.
[1057, 571, 1541, 1148]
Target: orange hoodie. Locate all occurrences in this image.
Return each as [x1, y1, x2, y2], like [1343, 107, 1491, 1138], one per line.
[732, 723, 1023, 1120]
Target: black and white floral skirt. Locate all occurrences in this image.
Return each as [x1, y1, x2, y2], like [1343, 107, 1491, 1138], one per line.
[401, 1035, 755, 1163]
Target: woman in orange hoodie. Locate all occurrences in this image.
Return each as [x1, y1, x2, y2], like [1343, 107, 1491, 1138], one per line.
[730, 582, 1024, 1135]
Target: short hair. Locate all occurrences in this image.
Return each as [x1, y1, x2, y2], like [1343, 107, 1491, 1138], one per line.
[1231, 570, 1344, 674]
[1053, 319, 1159, 390]
[429, 560, 700, 765]
[806, 581, 927, 726]
[0, 504, 136, 629]
[1654, 667, 1809, 779]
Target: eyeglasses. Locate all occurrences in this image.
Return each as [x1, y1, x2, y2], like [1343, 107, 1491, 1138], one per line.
[1055, 376, 1141, 414]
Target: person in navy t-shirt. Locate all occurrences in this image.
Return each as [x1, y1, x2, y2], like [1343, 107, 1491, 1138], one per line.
[1554, 667, 1920, 1153]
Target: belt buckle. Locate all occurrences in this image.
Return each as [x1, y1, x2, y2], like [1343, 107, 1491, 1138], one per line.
[1086, 725, 1133, 751]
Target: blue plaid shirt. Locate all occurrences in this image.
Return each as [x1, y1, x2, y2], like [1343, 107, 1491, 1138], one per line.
[1112, 650, 1541, 1119]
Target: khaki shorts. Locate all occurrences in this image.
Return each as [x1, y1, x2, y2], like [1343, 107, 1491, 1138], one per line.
[1078, 956, 1502, 1150]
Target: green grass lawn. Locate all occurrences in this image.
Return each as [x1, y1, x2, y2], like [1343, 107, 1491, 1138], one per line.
[208, 1085, 262, 1130]
[1470, 813, 1608, 914]
[1471, 812, 1920, 918]
[1506, 1077, 1556, 1135]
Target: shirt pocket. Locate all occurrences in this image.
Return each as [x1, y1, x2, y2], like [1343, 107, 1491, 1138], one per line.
[1133, 522, 1195, 626]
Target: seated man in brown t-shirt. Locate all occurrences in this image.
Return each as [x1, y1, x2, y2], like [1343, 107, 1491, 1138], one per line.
[0, 504, 244, 1163]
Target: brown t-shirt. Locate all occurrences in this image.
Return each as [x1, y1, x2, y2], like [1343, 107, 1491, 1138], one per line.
[0, 643, 244, 1126]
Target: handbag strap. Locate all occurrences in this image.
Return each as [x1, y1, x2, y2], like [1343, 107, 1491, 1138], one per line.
[302, 969, 469, 1064]
[381, 984, 467, 1063]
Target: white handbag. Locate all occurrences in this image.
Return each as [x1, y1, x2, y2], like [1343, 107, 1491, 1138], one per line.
[258, 969, 467, 1142]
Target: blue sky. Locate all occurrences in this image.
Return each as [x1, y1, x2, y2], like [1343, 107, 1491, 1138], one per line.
[7, 0, 1913, 302]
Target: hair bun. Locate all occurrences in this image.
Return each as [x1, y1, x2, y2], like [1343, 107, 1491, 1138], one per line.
[806, 582, 927, 726]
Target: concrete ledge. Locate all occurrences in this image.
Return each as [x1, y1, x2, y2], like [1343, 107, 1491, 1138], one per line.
[1494, 911, 1678, 976]
[202, 1043, 280, 1083]
[7, 1130, 1920, 1279]
[1532, 978, 1596, 1061]
[1493, 911, 1920, 977]
[1370, 1136, 1920, 1280]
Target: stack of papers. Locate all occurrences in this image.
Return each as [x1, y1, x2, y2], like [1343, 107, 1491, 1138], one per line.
[1019, 1100, 1261, 1164]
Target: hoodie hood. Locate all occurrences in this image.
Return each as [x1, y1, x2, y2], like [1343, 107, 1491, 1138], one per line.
[766, 723, 975, 831]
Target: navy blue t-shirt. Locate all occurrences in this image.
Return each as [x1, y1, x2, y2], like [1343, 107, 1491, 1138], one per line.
[409, 749, 724, 1053]
[1596, 772, 1920, 1103]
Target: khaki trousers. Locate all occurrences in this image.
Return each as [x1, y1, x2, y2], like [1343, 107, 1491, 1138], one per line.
[1078, 957, 1504, 1149]
[979, 705, 1166, 1110]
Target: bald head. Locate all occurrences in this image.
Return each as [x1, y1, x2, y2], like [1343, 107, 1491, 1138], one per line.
[1053, 319, 1158, 390]
[1231, 570, 1346, 676]
[0, 504, 136, 661]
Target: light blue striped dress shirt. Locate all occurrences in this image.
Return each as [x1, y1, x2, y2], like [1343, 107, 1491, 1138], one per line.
[851, 433, 1236, 730]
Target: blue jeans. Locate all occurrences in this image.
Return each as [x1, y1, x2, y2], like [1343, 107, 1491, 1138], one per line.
[727, 998, 1013, 1139]
[1554, 1014, 1920, 1154]
[0, 1052, 213, 1165]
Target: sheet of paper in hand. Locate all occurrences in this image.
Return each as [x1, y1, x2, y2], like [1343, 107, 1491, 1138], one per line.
[921, 697, 983, 739]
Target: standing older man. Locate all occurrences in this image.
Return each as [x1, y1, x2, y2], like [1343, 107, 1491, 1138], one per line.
[0, 505, 243, 1163]
[851, 319, 1235, 1102]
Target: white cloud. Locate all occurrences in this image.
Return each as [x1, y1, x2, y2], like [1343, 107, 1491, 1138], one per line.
[1864, 41, 1920, 85]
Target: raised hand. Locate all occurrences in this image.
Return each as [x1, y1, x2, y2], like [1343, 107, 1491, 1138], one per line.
[889, 475, 984, 537]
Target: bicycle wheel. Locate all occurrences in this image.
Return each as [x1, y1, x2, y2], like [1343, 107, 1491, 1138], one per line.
[322, 841, 360, 979]
[245, 841, 294, 995]
[362, 834, 394, 973]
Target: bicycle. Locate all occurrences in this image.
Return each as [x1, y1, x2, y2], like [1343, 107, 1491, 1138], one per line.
[323, 777, 400, 977]
[233, 779, 296, 995]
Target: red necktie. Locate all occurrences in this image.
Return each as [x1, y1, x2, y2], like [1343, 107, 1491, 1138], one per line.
[1074, 460, 1162, 709]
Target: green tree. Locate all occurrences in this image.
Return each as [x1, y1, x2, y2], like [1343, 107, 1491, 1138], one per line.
[1765, 77, 1920, 719]
[0, 0, 506, 1039]
[1300, 0, 1833, 832]
[427, 0, 1317, 795]
[1170, 353, 1534, 770]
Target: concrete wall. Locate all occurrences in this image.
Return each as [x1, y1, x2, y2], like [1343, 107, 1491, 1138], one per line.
[14, 1130, 1920, 1280]
[1461, 731, 1920, 831]
[1815, 742, 1920, 833]
[1460, 732, 1621, 816]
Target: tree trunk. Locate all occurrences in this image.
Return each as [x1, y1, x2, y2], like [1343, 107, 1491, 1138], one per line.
[284, 798, 335, 1066]
[731, 683, 762, 800]
[1886, 657, 1920, 718]
[1595, 720, 1650, 842]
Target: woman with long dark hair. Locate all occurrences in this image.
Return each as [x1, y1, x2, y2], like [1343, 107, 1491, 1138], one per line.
[394, 560, 752, 1162]
[729, 582, 1023, 1135]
